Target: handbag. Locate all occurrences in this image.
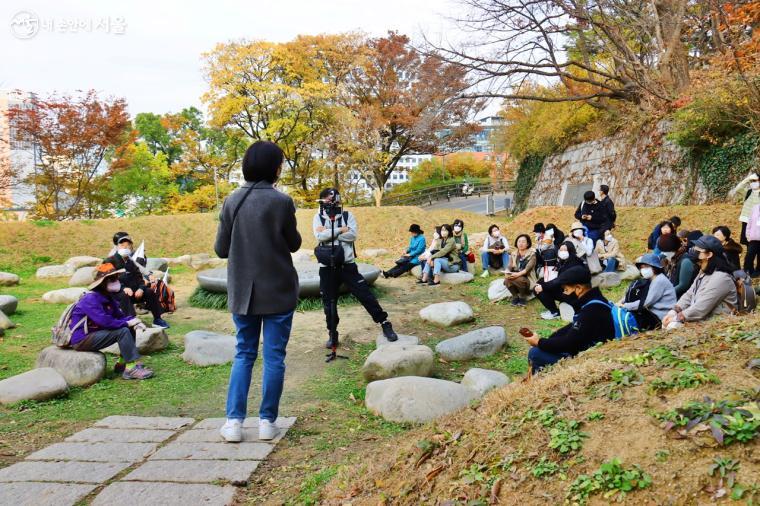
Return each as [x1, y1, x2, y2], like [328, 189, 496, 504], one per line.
[466, 252, 476, 263]
[315, 243, 345, 266]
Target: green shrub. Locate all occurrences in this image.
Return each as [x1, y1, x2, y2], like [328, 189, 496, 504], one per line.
[697, 132, 759, 199]
[513, 154, 545, 212]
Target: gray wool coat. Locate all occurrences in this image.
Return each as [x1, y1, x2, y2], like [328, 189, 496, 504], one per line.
[214, 181, 302, 315]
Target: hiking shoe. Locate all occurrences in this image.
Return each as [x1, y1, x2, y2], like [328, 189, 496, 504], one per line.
[153, 317, 170, 329]
[381, 321, 398, 342]
[259, 419, 278, 441]
[325, 332, 339, 349]
[480, 270, 490, 278]
[113, 361, 126, 375]
[122, 364, 153, 380]
[220, 419, 243, 443]
[511, 297, 521, 306]
[540, 311, 560, 320]
[516, 298, 527, 307]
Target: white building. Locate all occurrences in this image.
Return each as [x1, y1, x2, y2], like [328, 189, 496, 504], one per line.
[349, 153, 433, 195]
[0, 89, 37, 220]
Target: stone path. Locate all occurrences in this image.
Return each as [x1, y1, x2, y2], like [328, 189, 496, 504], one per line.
[0, 415, 296, 506]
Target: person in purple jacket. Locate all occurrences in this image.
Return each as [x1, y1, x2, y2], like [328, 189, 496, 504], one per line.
[69, 262, 153, 380]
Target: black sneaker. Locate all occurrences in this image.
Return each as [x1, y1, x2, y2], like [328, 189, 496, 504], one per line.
[511, 297, 521, 306]
[153, 317, 170, 328]
[381, 321, 398, 342]
[325, 332, 339, 349]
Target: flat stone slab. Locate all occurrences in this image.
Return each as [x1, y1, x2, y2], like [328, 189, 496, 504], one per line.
[439, 271, 475, 285]
[0, 461, 130, 483]
[419, 301, 475, 327]
[27, 442, 158, 463]
[0, 368, 68, 405]
[376, 333, 419, 348]
[176, 427, 286, 444]
[149, 441, 273, 461]
[192, 416, 296, 430]
[197, 262, 380, 298]
[94, 416, 194, 430]
[435, 326, 507, 361]
[0, 482, 97, 506]
[65, 428, 175, 443]
[36, 264, 76, 279]
[123, 459, 260, 485]
[92, 482, 236, 506]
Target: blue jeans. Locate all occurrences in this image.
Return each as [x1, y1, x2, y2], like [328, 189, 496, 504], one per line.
[422, 258, 459, 276]
[481, 251, 509, 271]
[604, 258, 618, 272]
[459, 252, 469, 272]
[226, 311, 294, 422]
[528, 346, 571, 374]
[587, 228, 602, 243]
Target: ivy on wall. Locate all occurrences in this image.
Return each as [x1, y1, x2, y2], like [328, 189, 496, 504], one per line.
[513, 154, 546, 212]
[697, 133, 759, 199]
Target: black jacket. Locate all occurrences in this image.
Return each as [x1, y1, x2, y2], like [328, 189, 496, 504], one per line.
[723, 238, 742, 271]
[599, 196, 616, 226]
[537, 287, 615, 355]
[574, 201, 610, 231]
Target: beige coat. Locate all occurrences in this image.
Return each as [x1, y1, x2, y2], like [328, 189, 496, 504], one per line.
[507, 249, 538, 290]
[594, 237, 626, 269]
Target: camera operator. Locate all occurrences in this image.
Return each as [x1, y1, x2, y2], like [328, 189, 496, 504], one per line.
[314, 187, 398, 348]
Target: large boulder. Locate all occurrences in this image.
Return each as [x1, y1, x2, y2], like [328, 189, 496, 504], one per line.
[0, 272, 20, 286]
[68, 266, 96, 287]
[0, 368, 68, 405]
[591, 272, 622, 289]
[0, 310, 15, 330]
[146, 258, 169, 272]
[361, 248, 389, 258]
[102, 327, 169, 355]
[65, 256, 102, 270]
[410, 265, 422, 278]
[419, 301, 474, 327]
[361, 344, 434, 381]
[365, 377, 478, 423]
[440, 272, 474, 285]
[291, 249, 313, 264]
[487, 278, 511, 302]
[35, 346, 106, 387]
[435, 326, 507, 361]
[559, 302, 576, 322]
[36, 264, 76, 279]
[167, 255, 192, 266]
[182, 331, 236, 366]
[0, 295, 18, 315]
[461, 368, 510, 396]
[42, 287, 87, 304]
[620, 264, 641, 281]
[376, 333, 419, 348]
[197, 262, 381, 298]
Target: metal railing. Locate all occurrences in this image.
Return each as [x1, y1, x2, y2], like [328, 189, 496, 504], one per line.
[380, 181, 513, 207]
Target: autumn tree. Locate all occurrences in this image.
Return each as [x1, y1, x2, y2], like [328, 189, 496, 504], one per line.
[7, 91, 129, 219]
[108, 143, 176, 215]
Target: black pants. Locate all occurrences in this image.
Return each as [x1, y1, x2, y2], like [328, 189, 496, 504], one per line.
[319, 262, 388, 336]
[385, 261, 415, 278]
[633, 308, 661, 332]
[744, 240, 760, 275]
[119, 286, 163, 319]
[536, 283, 574, 314]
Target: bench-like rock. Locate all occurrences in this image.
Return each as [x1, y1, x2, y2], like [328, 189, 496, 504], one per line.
[361, 344, 434, 382]
[0, 272, 20, 286]
[365, 377, 478, 423]
[0, 310, 15, 330]
[620, 264, 641, 281]
[0, 368, 69, 405]
[36, 264, 76, 279]
[361, 248, 389, 258]
[592, 272, 622, 289]
[42, 287, 87, 304]
[419, 301, 475, 327]
[146, 258, 169, 272]
[36, 346, 106, 387]
[461, 368, 510, 396]
[487, 278, 511, 302]
[102, 327, 169, 355]
[0, 295, 18, 315]
[435, 326, 507, 361]
[182, 331, 236, 366]
[69, 266, 96, 287]
[65, 256, 102, 270]
[291, 249, 313, 264]
[440, 272, 474, 285]
[197, 262, 381, 298]
[190, 254, 226, 270]
[559, 302, 576, 322]
[167, 255, 192, 266]
[376, 333, 419, 348]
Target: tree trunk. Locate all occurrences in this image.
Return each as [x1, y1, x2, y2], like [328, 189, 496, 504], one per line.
[654, 0, 690, 94]
[373, 187, 383, 207]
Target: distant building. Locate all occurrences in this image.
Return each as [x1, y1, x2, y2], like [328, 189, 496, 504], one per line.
[348, 153, 432, 195]
[0, 89, 37, 220]
[467, 116, 505, 153]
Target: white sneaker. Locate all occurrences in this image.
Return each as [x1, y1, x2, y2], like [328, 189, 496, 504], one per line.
[480, 270, 490, 278]
[540, 311, 559, 320]
[220, 419, 242, 443]
[259, 419, 278, 441]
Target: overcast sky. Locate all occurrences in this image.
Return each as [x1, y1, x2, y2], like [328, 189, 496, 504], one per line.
[1, 0, 484, 117]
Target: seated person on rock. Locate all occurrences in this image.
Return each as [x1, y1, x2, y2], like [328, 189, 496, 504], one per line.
[480, 224, 510, 278]
[522, 266, 615, 374]
[662, 235, 738, 329]
[595, 229, 626, 272]
[108, 236, 170, 328]
[568, 222, 595, 261]
[452, 219, 471, 273]
[419, 224, 460, 286]
[619, 254, 676, 331]
[69, 262, 153, 380]
[534, 241, 588, 320]
[383, 224, 427, 278]
[504, 234, 537, 307]
[419, 226, 441, 263]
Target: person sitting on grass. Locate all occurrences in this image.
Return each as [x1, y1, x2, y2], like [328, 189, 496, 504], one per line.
[452, 219, 470, 272]
[662, 235, 738, 329]
[521, 266, 615, 374]
[595, 229, 626, 272]
[712, 225, 742, 271]
[419, 224, 460, 286]
[650, 218, 680, 255]
[619, 254, 676, 331]
[480, 224, 509, 278]
[504, 234, 537, 307]
[667, 230, 702, 298]
[534, 241, 587, 320]
[69, 262, 153, 380]
[383, 224, 426, 278]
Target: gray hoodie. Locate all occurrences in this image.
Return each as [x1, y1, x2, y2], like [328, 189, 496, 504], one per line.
[677, 270, 738, 321]
[313, 210, 358, 266]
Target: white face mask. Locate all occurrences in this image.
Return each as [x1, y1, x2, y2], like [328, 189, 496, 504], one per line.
[663, 251, 675, 260]
[491, 230, 501, 238]
[751, 181, 760, 190]
[117, 248, 131, 257]
[640, 267, 654, 279]
[558, 250, 570, 260]
[453, 226, 462, 233]
[106, 280, 121, 293]
[572, 230, 584, 239]
[605, 234, 613, 241]
[545, 229, 554, 237]
[433, 232, 440, 240]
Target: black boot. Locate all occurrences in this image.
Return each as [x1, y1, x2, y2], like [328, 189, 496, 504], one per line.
[325, 330, 339, 349]
[381, 321, 398, 342]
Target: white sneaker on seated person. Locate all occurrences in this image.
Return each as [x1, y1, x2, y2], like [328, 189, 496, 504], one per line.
[540, 310, 559, 320]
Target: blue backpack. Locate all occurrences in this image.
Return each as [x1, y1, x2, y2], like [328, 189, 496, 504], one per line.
[578, 299, 639, 339]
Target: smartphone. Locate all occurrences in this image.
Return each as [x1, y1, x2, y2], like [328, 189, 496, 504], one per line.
[519, 327, 533, 337]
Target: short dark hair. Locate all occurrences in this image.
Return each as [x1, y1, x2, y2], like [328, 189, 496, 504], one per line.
[453, 219, 464, 228]
[515, 233, 532, 248]
[532, 222, 545, 233]
[112, 231, 129, 245]
[440, 224, 454, 237]
[712, 225, 731, 239]
[670, 216, 682, 228]
[584, 190, 596, 201]
[488, 224, 500, 235]
[117, 237, 133, 246]
[242, 141, 284, 183]
[600, 184, 609, 194]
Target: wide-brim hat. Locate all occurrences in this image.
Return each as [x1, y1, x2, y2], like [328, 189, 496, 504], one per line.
[89, 262, 125, 290]
[570, 221, 585, 232]
[635, 253, 663, 269]
[409, 224, 424, 234]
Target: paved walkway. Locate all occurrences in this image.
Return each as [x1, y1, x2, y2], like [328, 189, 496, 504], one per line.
[0, 415, 295, 506]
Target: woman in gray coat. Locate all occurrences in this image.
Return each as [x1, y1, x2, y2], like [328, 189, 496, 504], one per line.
[214, 141, 302, 443]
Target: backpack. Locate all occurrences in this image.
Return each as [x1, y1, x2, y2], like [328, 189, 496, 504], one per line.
[580, 299, 639, 340]
[624, 278, 651, 311]
[731, 270, 756, 314]
[51, 294, 88, 347]
[152, 278, 176, 313]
